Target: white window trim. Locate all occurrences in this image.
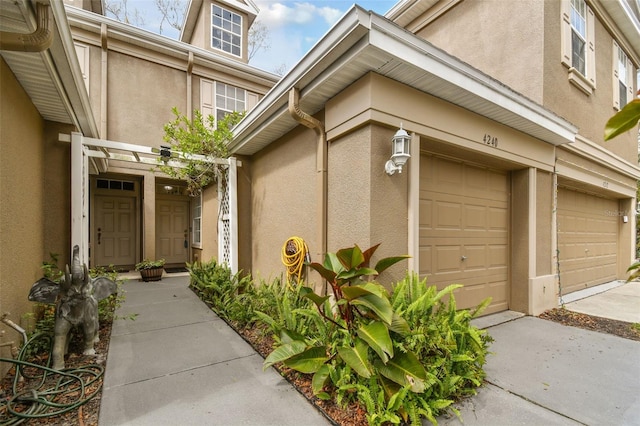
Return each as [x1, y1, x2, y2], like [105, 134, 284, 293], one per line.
[612, 40, 635, 111]
[192, 193, 202, 249]
[200, 79, 249, 127]
[561, 0, 596, 95]
[211, 4, 243, 58]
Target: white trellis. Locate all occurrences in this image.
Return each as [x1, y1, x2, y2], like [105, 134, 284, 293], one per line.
[64, 132, 238, 272]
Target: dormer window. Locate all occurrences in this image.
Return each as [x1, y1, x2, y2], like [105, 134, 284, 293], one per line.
[212, 5, 242, 57]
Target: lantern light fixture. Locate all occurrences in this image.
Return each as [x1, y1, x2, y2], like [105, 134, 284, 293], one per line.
[385, 124, 411, 175]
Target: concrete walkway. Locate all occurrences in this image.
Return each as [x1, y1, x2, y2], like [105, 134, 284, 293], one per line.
[98, 274, 330, 425]
[100, 275, 640, 425]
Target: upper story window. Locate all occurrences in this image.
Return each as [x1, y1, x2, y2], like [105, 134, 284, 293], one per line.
[612, 41, 634, 111]
[212, 5, 242, 57]
[215, 82, 245, 121]
[570, 0, 586, 75]
[561, 0, 596, 95]
[201, 80, 248, 127]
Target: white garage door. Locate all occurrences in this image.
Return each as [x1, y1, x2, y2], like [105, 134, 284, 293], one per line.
[420, 154, 509, 315]
[557, 188, 618, 295]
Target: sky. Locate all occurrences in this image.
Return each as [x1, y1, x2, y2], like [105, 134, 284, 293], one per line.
[109, 0, 398, 74]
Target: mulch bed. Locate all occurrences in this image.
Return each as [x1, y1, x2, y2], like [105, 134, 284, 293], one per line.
[3, 305, 638, 425]
[539, 308, 640, 341]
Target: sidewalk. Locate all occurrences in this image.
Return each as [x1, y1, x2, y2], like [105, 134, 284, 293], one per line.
[98, 274, 331, 425]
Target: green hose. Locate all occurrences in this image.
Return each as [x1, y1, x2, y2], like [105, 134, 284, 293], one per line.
[0, 332, 105, 425]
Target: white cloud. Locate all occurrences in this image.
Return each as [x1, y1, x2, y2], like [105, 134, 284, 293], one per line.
[254, 1, 343, 28]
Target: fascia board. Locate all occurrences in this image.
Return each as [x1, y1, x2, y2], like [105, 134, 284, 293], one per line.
[48, 1, 99, 138]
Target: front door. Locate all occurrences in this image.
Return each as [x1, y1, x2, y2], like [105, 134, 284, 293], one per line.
[95, 195, 137, 267]
[156, 199, 189, 265]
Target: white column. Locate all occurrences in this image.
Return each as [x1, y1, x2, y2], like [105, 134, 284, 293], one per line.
[407, 133, 420, 273]
[71, 132, 89, 264]
[228, 157, 238, 274]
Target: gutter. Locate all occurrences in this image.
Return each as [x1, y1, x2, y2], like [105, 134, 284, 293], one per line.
[0, 3, 53, 52]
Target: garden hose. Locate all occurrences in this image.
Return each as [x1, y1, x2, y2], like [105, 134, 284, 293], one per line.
[281, 237, 310, 286]
[0, 332, 104, 425]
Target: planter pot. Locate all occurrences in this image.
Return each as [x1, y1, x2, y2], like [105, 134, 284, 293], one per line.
[139, 267, 164, 282]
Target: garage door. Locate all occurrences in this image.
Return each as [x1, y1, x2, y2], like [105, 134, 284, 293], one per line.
[557, 188, 618, 295]
[420, 154, 509, 315]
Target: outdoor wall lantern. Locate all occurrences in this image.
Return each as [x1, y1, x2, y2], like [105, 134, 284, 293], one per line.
[385, 124, 411, 175]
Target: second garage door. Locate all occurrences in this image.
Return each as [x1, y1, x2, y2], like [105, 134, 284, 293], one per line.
[420, 154, 509, 315]
[557, 187, 618, 295]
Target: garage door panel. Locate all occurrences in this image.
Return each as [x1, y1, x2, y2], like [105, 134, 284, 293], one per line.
[557, 187, 618, 294]
[420, 154, 509, 315]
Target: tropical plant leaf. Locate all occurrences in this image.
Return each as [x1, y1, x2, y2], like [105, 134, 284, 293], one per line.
[337, 245, 365, 270]
[361, 243, 381, 267]
[357, 321, 393, 363]
[388, 312, 410, 336]
[284, 346, 328, 374]
[280, 328, 306, 344]
[374, 255, 411, 275]
[312, 364, 331, 395]
[604, 98, 640, 141]
[263, 340, 306, 370]
[300, 286, 330, 308]
[350, 293, 394, 325]
[374, 351, 428, 393]
[323, 252, 345, 274]
[336, 267, 378, 282]
[337, 338, 372, 378]
[307, 262, 337, 284]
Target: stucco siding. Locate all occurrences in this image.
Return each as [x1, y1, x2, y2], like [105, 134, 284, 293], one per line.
[415, 0, 545, 104]
[107, 51, 187, 146]
[0, 58, 46, 377]
[250, 126, 318, 282]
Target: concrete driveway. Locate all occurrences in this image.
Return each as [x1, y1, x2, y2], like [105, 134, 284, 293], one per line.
[437, 282, 640, 426]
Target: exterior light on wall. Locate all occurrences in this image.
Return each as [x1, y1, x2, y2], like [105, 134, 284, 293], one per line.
[385, 124, 411, 175]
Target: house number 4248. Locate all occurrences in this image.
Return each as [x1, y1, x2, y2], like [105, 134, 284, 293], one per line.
[483, 134, 498, 148]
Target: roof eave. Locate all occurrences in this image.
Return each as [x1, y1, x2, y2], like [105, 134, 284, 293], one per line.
[230, 7, 577, 156]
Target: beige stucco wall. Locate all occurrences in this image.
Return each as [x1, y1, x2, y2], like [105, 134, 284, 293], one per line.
[249, 125, 319, 283]
[0, 59, 46, 377]
[107, 51, 187, 146]
[415, 0, 545, 104]
[328, 124, 410, 287]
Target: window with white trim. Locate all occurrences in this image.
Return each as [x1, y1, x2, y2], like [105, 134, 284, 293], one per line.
[211, 4, 242, 57]
[200, 80, 247, 126]
[561, 0, 596, 94]
[613, 42, 634, 111]
[192, 194, 202, 248]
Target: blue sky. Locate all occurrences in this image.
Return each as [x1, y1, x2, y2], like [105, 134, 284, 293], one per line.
[117, 0, 397, 74]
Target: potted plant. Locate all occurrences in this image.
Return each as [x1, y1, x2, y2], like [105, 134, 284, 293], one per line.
[135, 259, 165, 282]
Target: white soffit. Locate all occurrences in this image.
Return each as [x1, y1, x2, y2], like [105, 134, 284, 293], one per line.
[600, 0, 640, 57]
[230, 6, 577, 156]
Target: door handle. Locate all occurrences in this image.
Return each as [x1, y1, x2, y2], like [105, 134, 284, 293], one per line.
[461, 256, 467, 261]
[97, 228, 101, 245]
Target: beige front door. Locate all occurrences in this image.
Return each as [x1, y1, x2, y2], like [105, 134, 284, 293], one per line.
[156, 199, 189, 265]
[95, 195, 137, 267]
[420, 154, 510, 315]
[557, 187, 618, 294]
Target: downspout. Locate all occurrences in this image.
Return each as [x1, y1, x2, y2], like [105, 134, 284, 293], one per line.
[288, 88, 328, 266]
[0, 3, 53, 52]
